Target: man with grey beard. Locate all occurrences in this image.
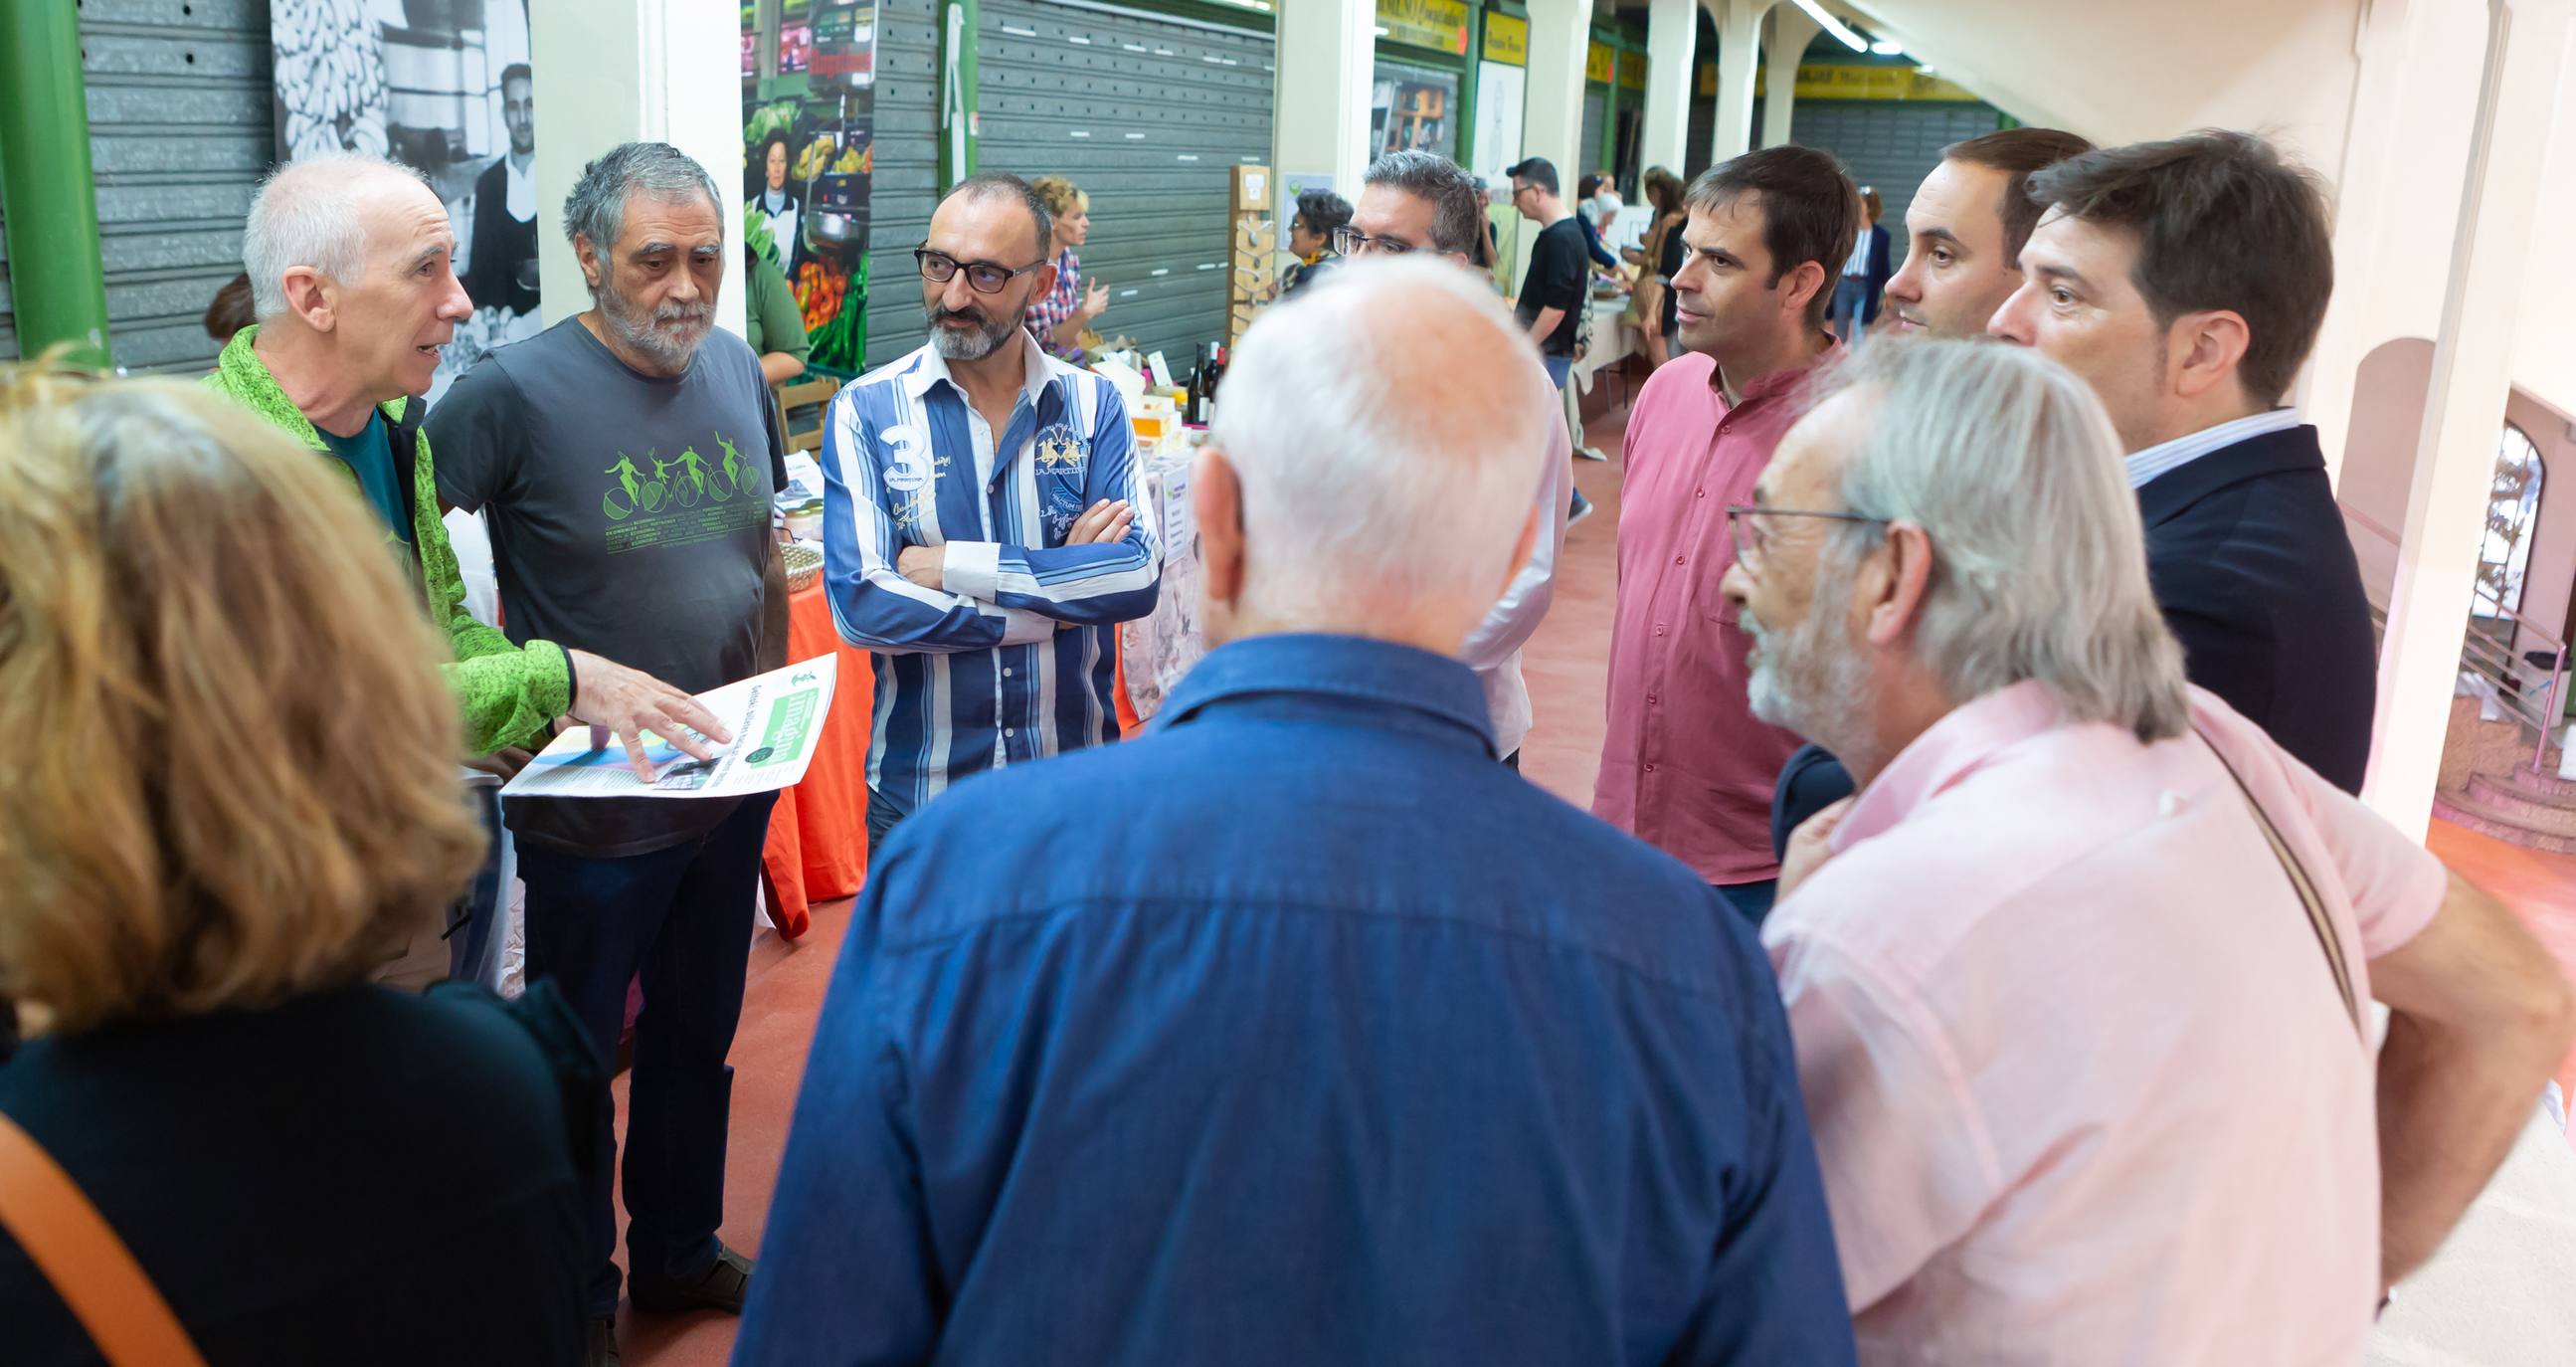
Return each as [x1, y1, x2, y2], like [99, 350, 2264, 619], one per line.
[427, 140, 787, 1367]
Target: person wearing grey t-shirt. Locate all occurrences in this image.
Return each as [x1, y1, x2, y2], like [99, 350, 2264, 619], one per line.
[427, 142, 786, 1367]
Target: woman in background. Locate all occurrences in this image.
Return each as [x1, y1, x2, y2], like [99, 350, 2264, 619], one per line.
[1026, 174, 1112, 358]
[1281, 189, 1353, 299]
[0, 364, 595, 1365]
[1623, 167, 1688, 370]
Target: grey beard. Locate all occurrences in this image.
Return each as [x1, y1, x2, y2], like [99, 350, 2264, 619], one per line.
[930, 309, 1020, 361]
[599, 282, 711, 372]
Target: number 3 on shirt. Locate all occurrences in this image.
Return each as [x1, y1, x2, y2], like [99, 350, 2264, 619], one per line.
[879, 423, 933, 494]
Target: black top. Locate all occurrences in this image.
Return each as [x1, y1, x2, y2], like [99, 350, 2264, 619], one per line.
[1516, 218, 1590, 357]
[1770, 424, 2381, 860]
[0, 982, 594, 1365]
[462, 156, 542, 316]
[1656, 216, 1687, 336]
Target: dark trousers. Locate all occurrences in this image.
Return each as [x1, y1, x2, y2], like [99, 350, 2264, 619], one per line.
[518, 793, 777, 1317]
[865, 786, 908, 872]
[1716, 878, 1778, 928]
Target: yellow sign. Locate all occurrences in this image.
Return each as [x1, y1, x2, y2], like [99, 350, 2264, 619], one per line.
[1619, 51, 1647, 91]
[1377, 0, 1470, 56]
[1751, 62, 1985, 102]
[1482, 12, 1527, 66]
[1586, 41, 1615, 85]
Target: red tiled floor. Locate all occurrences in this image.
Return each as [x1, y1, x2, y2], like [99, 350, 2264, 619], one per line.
[2426, 817, 2576, 1103]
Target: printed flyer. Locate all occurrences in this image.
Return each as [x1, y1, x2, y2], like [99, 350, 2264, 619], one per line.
[503, 657, 839, 799]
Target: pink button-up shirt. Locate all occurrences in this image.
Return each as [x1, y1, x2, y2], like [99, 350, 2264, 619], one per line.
[1594, 345, 1837, 884]
[1766, 681, 2446, 1365]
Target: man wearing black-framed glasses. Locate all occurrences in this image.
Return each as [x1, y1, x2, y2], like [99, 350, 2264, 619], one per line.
[819, 172, 1160, 857]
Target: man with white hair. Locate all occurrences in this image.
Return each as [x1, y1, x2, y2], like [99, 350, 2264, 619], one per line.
[736, 257, 1858, 1366]
[1726, 338, 2575, 1363]
[206, 151, 720, 765]
[427, 141, 786, 1365]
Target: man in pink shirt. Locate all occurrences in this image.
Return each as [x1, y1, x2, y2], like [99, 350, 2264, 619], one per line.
[1594, 145, 1858, 922]
[1724, 337, 2576, 1363]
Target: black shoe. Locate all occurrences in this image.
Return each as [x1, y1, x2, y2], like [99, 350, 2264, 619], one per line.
[586, 1316, 620, 1367]
[630, 1242, 753, 1315]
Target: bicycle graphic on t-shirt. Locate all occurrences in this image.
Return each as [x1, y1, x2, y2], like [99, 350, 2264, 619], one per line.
[603, 436, 749, 520]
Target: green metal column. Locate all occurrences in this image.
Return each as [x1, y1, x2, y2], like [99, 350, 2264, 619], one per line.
[1456, 3, 1484, 170]
[939, 0, 981, 190]
[0, 1, 111, 367]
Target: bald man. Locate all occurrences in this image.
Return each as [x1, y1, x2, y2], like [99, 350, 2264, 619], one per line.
[208, 152, 721, 772]
[738, 258, 1857, 1366]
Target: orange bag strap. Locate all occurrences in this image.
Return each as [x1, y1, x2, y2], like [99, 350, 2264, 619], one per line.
[0, 1110, 208, 1366]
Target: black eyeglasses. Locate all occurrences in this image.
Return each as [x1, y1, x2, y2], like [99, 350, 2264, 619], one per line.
[1331, 226, 1421, 258]
[914, 247, 1046, 294]
[1725, 504, 1889, 575]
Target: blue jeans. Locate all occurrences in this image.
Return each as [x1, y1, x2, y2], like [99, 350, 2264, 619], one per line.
[866, 786, 908, 872]
[1716, 878, 1778, 927]
[1542, 352, 1572, 390]
[1830, 278, 1871, 341]
[517, 793, 778, 1317]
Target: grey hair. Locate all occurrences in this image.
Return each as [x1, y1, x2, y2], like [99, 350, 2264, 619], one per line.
[562, 142, 722, 259]
[1814, 338, 2190, 742]
[1363, 150, 1486, 257]
[242, 152, 430, 320]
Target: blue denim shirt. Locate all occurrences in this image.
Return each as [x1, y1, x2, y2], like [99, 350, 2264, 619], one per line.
[736, 634, 1856, 1366]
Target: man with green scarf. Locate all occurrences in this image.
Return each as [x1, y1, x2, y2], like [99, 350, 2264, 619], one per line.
[211, 152, 723, 774]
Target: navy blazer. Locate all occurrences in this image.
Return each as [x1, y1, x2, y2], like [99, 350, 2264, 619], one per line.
[1770, 424, 2379, 857]
[1858, 225, 1893, 326]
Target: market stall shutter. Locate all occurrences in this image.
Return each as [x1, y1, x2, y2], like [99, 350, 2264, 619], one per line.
[975, 0, 1274, 364]
[1786, 100, 2005, 271]
[864, 0, 943, 372]
[1579, 85, 1606, 180]
[13, 0, 278, 374]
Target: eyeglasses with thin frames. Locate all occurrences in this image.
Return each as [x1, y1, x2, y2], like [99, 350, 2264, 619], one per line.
[1331, 225, 1428, 259]
[914, 247, 1047, 294]
[1725, 504, 1890, 575]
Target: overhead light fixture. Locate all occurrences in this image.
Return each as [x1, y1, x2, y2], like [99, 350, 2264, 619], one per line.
[1870, 39, 1904, 56]
[1788, 0, 1868, 53]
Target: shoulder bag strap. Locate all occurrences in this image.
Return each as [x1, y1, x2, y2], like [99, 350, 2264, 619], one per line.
[0, 1110, 208, 1366]
[2196, 727, 2362, 1035]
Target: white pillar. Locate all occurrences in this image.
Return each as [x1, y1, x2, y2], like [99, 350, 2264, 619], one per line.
[529, 0, 747, 339]
[1272, 0, 1374, 225]
[2306, 0, 2448, 488]
[2366, 0, 2573, 834]
[1759, 4, 1818, 149]
[1640, 0, 1700, 175]
[1523, 0, 1591, 184]
[1709, 0, 1765, 164]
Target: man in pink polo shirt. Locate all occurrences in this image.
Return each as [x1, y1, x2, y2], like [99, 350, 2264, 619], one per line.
[1727, 337, 2576, 1363]
[1594, 145, 1857, 922]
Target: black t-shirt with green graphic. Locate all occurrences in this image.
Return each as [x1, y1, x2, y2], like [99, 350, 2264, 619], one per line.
[429, 317, 787, 859]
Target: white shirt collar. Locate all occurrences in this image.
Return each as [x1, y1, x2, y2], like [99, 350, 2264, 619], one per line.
[504, 153, 536, 222]
[900, 329, 1060, 411]
[2123, 408, 2304, 489]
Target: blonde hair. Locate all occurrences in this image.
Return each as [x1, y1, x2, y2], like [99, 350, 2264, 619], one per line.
[1028, 174, 1089, 221]
[0, 360, 486, 1034]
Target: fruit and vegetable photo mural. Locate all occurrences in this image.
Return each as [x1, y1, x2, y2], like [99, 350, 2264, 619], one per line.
[744, 0, 880, 374]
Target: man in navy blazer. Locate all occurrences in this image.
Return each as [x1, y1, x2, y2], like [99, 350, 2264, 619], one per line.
[1769, 131, 2376, 870]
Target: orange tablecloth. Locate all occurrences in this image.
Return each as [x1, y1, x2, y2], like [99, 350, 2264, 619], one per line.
[761, 580, 874, 938]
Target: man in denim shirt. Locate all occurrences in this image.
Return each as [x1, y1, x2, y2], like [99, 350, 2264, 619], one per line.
[738, 259, 1855, 1367]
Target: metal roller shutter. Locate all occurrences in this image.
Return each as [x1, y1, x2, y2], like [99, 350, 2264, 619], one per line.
[68, 0, 278, 375]
[977, 0, 1273, 364]
[1785, 100, 2003, 271]
[864, 0, 942, 371]
[1579, 85, 1606, 178]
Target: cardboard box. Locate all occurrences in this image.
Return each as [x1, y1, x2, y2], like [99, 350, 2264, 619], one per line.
[1230, 164, 1271, 217]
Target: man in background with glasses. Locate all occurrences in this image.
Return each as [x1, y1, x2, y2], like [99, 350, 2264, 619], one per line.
[819, 173, 1159, 856]
[1343, 149, 1570, 770]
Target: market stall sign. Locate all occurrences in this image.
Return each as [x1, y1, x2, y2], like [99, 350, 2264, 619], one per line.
[1619, 50, 1646, 90]
[1586, 41, 1614, 85]
[1482, 12, 1527, 66]
[1377, 0, 1470, 56]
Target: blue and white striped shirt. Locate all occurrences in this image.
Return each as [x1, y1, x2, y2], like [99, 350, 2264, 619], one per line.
[821, 338, 1159, 815]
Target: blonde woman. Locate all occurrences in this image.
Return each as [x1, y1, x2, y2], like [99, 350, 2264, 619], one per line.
[1025, 173, 1111, 356]
[0, 365, 594, 1365]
